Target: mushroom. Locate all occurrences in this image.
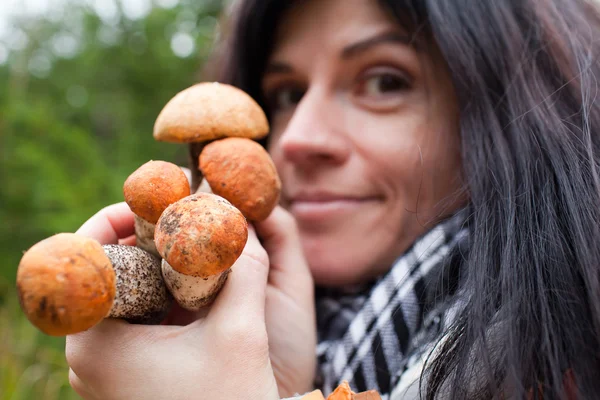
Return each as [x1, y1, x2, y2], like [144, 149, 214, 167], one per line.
[16, 233, 172, 336]
[352, 391, 382, 400]
[327, 381, 354, 400]
[300, 390, 326, 400]
[123, 160, 191, 257]
[199, 137, 281, 222]
[152, 82, 269, 191]
[314, 381, 382, 400]
[154, 192, 248, 311]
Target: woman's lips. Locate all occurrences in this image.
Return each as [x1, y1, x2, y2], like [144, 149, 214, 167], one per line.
[288, 195, 381, 221]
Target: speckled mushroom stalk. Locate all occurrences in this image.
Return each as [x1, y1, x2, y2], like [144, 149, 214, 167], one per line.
[123, 160, 191, 257]
[16, 233, 172, 336]
[152, 82, 270, 192]
[154, 192, 248, 311]
[103, 244, 173, 324]
[199, 137, 281, 222]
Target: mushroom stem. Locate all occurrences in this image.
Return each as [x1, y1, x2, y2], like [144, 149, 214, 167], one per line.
[189, 142, 205, 192]
[133, 215, 159, 257]
[104, 245, 173, 324]
[189, 139, 220, 192]
[195, 177, 213, 194]
[161, 260, 229, 311]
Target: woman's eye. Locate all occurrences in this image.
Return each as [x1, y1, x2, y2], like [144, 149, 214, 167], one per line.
[365, 74, 408, 94]
[353, 68, 412, 111]
[357, 69, 411, 98]
[267, 86, 305, 113]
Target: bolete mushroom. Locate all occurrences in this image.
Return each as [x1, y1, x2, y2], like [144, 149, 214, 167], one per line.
[327, 381, 354, 400]
[152, 82, 269, 191]
[16, 233, 172, 336]
[154, 192, 248, 310]
[306, 381, 382, 400]
[300, 390, 326, 400]
[352, 391, 382, 400]
[123, 160, 191, 257]
[199, 137, 281, 222]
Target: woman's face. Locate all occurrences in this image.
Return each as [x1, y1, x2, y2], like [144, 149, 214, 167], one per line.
[262, 0, 464, 286]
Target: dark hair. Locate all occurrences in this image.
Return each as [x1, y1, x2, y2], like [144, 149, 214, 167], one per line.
[205, 0, 600, 398]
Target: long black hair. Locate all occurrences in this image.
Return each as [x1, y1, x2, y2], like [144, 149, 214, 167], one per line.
[204, 0, 600, 398]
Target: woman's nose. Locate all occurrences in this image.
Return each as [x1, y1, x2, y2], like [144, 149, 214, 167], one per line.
[277, 89, 351, 168]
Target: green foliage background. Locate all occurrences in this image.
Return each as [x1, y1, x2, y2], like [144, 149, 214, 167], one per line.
[0, 1, 223, 398]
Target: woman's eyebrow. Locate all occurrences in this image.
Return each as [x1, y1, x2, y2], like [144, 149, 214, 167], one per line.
[264, 62, 294, 75]
[341, 31, 412, 59]
[263, 31, 412, 76]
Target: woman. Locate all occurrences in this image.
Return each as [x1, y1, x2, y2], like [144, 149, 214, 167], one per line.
[65, 0, 600, 399]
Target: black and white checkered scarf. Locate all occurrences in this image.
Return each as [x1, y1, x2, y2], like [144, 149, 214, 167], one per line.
[313, 210, 470, 399]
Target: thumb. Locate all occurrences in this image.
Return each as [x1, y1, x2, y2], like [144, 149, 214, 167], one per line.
[255, 206, 304, 266]
[209, 225, 269, 324]
[255, 206, 313, 294]
[76, 202, 135, 245]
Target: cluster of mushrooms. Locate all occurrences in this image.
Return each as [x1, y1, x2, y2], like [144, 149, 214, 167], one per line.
[303, 381, 382, 400]
[16, 82, 281, 336]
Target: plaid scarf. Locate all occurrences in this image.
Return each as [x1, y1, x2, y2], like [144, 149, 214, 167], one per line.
[313, 210, 470, 399]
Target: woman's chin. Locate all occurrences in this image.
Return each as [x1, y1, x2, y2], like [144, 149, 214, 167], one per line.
[300, 225, 401, 287]
[308, 257, 377, 287]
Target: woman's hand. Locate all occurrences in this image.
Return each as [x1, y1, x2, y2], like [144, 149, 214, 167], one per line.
[66, 202, 280, 400]
[256, 207, 317, 397]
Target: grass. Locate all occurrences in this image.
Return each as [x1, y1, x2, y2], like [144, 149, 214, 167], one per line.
[0, 275, 80, 400]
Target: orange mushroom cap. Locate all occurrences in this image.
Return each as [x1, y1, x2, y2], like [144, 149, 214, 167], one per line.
[154, 193, 248, 278]
[327, 381, 354, 400]
[353, 390, 382, 400]
[153, 82, 269, 143]
[123, 160, 191, 224]
[300, 390, 326, 400]
[16, 233, 116, 336]
[199, 137, 281, 222]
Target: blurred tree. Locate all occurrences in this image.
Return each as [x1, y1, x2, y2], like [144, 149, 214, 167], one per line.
[0, 0, 223, 283]
[0, 1, 224, 398]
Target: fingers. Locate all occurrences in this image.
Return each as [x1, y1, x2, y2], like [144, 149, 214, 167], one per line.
[66, 319, 152, 366]
[76, 202, 135, 245]
[118, 234, 137, 246]
[254, 206, 313, 290]
[210, 225, 270, 324]
[254, 206, 306, 271]
[255, 206, 300, 252]
[160, 302, 209, 326]
[66, 319, 160, 399]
